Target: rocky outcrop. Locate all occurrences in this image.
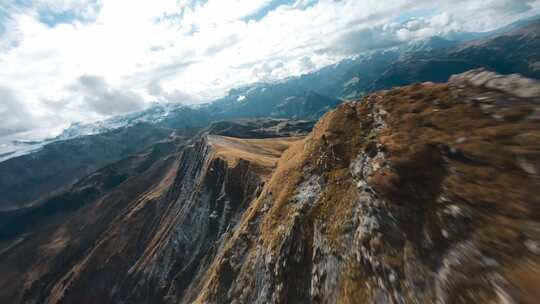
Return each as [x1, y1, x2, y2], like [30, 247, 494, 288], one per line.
[450, 68, 540, 98]
[107, 135, 300, 303]
[0, 130, 301, 303]
[191, 71, 540, 303]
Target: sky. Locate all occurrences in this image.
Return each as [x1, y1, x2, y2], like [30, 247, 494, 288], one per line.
[0, 0, 539, 141]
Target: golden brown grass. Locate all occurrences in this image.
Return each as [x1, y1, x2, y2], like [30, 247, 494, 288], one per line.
[207, 135, 304, 178]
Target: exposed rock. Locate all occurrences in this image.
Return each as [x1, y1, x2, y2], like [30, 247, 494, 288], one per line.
[0, 71, 539, 304]
[0, 133, 301, 304]
[450, 69, 540, 98]
[193, 71, 540, 304]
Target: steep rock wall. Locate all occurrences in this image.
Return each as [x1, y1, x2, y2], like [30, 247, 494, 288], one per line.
[191, 70, 540, 304]
[1, 70, 539, 304]
[0, 135, 300, 304]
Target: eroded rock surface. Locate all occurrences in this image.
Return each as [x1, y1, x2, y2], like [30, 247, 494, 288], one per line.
[0, 133, 301, 304]
[193, 72, 540, 304]
[0, 71, 539, 304]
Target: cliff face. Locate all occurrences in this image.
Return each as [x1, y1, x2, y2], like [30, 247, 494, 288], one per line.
[0, 130, 302, 304]
[1, 70, 539, 304]
[192, 70, 540, 304]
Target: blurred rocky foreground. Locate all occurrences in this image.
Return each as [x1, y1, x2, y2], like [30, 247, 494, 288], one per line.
[193, 69, 540, 304]
[1, 69, 539, 304]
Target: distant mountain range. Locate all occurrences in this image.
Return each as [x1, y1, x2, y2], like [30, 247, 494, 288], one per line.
[5, 17, 539, 162]
[0, 17, 539, 212]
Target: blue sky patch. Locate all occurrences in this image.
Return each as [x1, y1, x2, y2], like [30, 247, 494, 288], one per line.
[38, 9, 80, 27]
[4, 0, 102, 28]
[241, 0, 299, 22]
[393, 9, 435, 24]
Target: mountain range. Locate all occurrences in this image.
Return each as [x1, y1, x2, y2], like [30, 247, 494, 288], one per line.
[4, 17, 540, 164]
[1, 67, 539, 303]
[0, 17, 539, 304]
[2, 19, 539, 212]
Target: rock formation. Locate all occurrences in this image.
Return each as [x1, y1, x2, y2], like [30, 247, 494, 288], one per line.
[0, 70, 539, 303]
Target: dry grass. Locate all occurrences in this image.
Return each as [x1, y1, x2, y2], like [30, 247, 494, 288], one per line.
[207, 135, 304, 178]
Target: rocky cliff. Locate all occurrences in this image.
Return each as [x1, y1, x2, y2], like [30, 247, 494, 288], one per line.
[191, 70, 540, 304]
[0, 128, 302, 303]
[1, 70, 539, 304]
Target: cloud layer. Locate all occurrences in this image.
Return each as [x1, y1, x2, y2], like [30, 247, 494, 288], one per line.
[0, 0, 539, 140]
[0, 85, 37, 137]
[73, 75, 146, 115]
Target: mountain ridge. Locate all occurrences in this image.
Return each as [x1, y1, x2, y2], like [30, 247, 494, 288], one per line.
[1, 69, 539, 303]
[4, 17, 540, 164]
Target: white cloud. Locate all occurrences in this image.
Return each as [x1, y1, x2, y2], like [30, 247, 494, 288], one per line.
[72, 75, 146, 116]
[0, 0, 539, 140]
[430, 12, 451, 28]
[0, 85, 37, 137]
[147, 79, 200, 104]
[179, 0, 274, 29]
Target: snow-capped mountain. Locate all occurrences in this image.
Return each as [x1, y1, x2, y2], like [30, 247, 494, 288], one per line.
[0, 102, 185, 163]
[56, 102, 185, 140]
